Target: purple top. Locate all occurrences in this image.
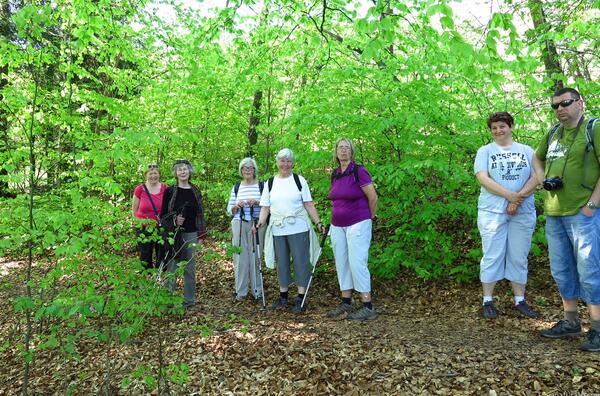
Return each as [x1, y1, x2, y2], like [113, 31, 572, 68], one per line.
[328, 162, 373, 227]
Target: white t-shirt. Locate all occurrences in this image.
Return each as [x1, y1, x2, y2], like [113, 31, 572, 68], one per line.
[474, 142, 535, 214]
[260, 174, 313, 236]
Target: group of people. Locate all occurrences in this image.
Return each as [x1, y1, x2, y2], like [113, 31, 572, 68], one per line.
[132, 139, 379, 321]
[475, 87, 599, 353]
[130, 87, 600, 351]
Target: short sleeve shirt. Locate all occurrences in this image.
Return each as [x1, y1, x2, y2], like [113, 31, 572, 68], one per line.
[260, 174, 312, 236]
[328, 162, 373, 227]
[535, 118, 600, 215]
[134, 183, 167, 222]
[474, 142, 535, 214]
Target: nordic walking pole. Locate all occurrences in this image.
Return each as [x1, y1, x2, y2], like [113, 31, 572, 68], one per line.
[250, 206, 266, 308]
[301, 224, 331, 309]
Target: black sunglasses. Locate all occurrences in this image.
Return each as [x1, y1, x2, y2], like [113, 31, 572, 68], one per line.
[148, 163, 159, 169]
[551, 98, 579, 110]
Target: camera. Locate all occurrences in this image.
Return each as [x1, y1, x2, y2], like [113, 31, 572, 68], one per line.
[543, 176, 563, 191]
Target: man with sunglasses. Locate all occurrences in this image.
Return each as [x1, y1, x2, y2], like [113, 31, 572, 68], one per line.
[533, 87, 600, 352]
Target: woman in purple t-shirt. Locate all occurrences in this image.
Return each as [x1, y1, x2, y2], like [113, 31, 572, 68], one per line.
[326, 138, 378, 321]
[132, 164, 167, 269]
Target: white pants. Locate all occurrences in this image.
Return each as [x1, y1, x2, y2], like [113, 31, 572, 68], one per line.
[477, 210, 536, 284]
[330, 219, 372, 293]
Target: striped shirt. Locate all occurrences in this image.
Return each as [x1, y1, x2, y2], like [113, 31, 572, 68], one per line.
[226, 182, 262, 221]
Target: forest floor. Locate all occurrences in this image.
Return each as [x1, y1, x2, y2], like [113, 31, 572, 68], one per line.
[0, 241, 599, 395]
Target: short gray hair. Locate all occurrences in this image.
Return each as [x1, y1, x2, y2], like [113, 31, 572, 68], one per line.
[171, 159, 194, 179]
[238, 157, 258, 178]
[276, 148, 294, 162]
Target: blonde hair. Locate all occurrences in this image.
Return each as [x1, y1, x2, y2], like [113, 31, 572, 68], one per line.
[333, 138, 356, 165]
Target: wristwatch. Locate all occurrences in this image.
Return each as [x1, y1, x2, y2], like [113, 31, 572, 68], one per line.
[586, 201, 597, 209]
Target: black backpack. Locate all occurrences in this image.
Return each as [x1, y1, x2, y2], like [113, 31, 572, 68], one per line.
[547, 118, 599, 191]
[331, 164, 361, 183]
[267, 173, 302, 192]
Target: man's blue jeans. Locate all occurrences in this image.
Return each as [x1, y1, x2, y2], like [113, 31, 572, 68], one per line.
[546, 210, 600, 304]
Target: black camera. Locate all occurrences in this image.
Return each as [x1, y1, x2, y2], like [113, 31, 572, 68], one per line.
[543, 176, 563, 191]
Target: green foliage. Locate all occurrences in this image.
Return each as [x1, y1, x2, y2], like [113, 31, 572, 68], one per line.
[1, 0, 600, 391]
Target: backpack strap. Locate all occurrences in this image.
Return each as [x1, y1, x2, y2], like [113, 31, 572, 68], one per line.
[258, 180, 264, 194]
[234, 182, 241, 198]
[268, 177, 274, 192]
[547, 123, 562, 146]
[292, 173, 302, 191]
[582, 118, 599, 191]
[268, 175, 302, 192]
[353, 164, 360, 183]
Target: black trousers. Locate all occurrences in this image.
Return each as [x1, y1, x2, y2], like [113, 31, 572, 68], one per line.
[136, 227, 164, 269]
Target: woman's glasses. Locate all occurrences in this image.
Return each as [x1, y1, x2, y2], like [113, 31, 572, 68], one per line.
[148, 164, 159, 169]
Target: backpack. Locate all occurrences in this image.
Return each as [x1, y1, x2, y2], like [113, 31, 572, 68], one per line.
[331, 163, 361, 183]
[233, 181, 264, 219]
[547, 118, 599, 191]
[234, 180, 264, 197]
[267, 173, 302, 192]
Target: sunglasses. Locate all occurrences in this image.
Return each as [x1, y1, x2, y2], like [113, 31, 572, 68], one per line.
[551, 98, 579, 110]
[148, 164, 159, 169]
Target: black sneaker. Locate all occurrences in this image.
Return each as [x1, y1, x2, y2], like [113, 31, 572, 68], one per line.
[482, 301, 497, 319]
[291, 297, 306, 314]
[270, 297, 288, 310]
[540, 320, 582, 338]
[326, 303, 353, 318]
[347, 306, 377, 321]
[515, 300, 540, 319]
[580, 329, 600, 352]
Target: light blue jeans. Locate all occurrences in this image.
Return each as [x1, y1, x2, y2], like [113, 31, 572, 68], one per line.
[546, 210, 600, 304]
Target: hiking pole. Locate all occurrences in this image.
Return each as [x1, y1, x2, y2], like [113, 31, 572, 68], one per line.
[301, 224, 331, 309]
[250, 206, 267, 308]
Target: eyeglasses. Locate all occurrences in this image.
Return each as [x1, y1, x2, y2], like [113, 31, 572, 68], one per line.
[242, 166, 255, 171]
[337, 146, 352, 151]
[551, 98, 579, 110]
[148, 164, 159, 169]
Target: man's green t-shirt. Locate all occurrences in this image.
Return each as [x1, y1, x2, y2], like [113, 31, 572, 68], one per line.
[535, 118, 600, 216]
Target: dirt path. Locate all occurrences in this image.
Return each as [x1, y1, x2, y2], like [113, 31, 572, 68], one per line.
[0, 247, 598, 395]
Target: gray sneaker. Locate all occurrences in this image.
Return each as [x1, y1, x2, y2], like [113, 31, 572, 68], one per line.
[347, 306, 377, 321]
[326, 303, 353, 318]
[270, 297, 289, 311]
[581, 329, 600, 352]
[540, 320, 582, 338]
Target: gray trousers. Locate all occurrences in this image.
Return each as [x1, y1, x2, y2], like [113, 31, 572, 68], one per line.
[166, 231, 198, 306]
[273, 231, 311, 289]
[231, 219, 265, 298]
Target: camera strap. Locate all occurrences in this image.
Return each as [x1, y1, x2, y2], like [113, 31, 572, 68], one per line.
[545, 116, 585, 179]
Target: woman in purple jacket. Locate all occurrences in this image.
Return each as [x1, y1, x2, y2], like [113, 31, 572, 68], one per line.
[326, 138, 378, 321]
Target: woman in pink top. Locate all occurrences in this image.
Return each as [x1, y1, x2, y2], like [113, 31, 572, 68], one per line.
[326, 138, 378, 321]
[132, 164, 167, 269]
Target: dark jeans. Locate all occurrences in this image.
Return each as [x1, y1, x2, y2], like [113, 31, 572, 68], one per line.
[136, 227, 164, 269]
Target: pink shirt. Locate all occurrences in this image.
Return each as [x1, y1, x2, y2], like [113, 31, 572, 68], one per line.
[134, 183, 167, 223]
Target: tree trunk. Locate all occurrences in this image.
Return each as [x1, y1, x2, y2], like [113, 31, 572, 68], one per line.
[527, 0, 564, 91]
[246, 90, 262, 157]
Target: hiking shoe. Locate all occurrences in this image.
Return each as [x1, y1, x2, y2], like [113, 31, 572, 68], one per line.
[270, 297, 289, 310]
[580, 329, 600, 352]
[515, 300, 540, 319]
[347, 306, 377, 321]
[326, 303, 353, 318]
[291, 297, 306, 314]
[540, 320, 582, 339]
[482, 301, 497, 319]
